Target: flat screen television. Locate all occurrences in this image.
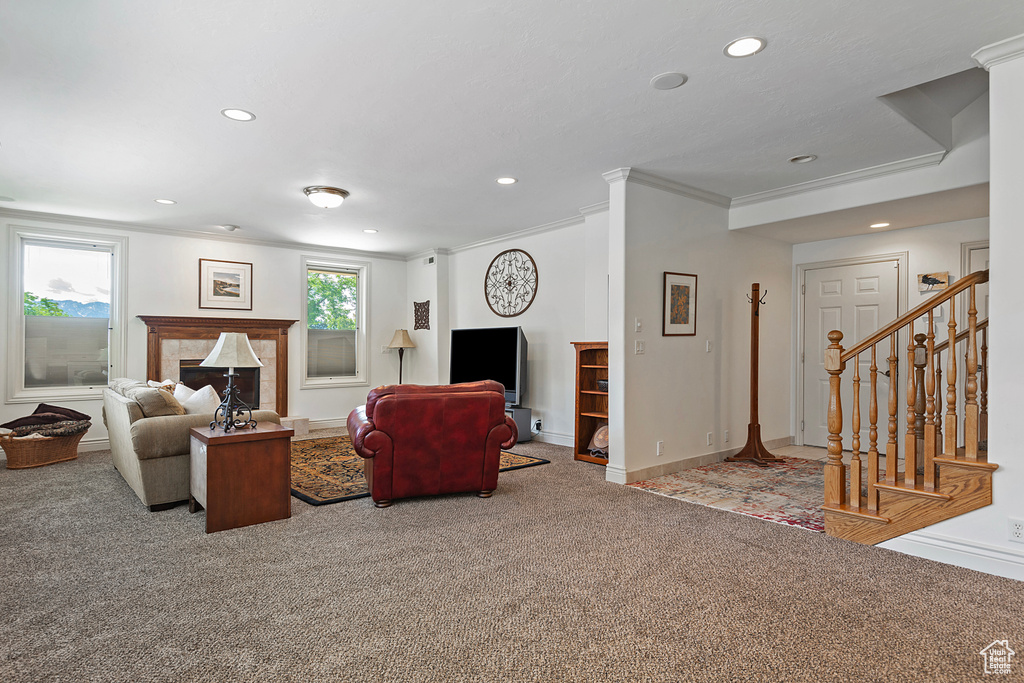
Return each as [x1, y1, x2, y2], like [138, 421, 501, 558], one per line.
[449, 326, 528, 406]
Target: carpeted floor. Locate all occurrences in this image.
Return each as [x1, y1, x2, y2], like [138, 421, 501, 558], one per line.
[1, 435, 1022, 682]
[628, 458, 826, 532]
[290, 435, 549, 505]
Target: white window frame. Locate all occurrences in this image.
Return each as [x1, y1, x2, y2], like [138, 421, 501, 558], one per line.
[300, 255, 369, 389]
[6, 225, 127, 403]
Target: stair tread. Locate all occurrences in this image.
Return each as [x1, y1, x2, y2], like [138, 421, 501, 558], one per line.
[935, 453, 999, 471]
[874, 477, 952, 500]
[821, 504, 890, 524]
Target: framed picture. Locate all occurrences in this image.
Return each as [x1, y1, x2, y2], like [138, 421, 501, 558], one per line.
[199, 259, 253, 310]
[918, 271, 949, 292]
[663, 272, 697, 336]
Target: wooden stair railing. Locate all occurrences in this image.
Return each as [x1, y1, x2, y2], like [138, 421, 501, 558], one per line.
[823, 270, 993, 543]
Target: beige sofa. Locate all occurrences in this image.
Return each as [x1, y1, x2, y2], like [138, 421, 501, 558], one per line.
[102, 381, 280, 511]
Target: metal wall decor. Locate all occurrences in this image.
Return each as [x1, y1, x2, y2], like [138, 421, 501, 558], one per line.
[413, 300, 430, 330]
[484, 249, 538, 317]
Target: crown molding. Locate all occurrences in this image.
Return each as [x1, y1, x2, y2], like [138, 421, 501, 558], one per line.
[405, 247, 451, 263]
[730, 151, 948, 207]
[972, 33, 1024, 71]
[448, 213, 585, 254]
[0, 207, 408, 261]
[601, 167, 730, 208]
[579, 201, 610, 216]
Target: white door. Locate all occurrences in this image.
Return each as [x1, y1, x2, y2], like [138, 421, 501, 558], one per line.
[802, 260, 900, 447]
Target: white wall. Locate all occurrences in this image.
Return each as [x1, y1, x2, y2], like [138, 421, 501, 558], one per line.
[878, 44, 1024, 580]
[403, 250, 448, 385]
[447, 212, 609, 446]
[607, 174, 793, 482]
[0, 214, 407, 447]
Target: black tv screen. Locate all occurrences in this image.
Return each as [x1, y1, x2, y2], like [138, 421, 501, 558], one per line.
[449, 326, 527, 406]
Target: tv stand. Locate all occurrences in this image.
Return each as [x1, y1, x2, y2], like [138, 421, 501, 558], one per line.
[505, 406, 532, 443]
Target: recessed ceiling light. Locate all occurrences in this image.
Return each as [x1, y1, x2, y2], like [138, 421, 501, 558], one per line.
[650, 72, 688, 90]
[363, 229, 378, 234]
[496, 177, 518, 185]
[724, 37, 767, 58]
[788, 154, 817, 164]
[221, 108, 256, 122]
[870, 223, 890, 229]
[154, 198, 177, 205]
[303, 186, 349, 208]
[219, 224, 240, 231]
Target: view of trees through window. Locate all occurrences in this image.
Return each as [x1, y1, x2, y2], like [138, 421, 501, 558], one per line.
[307, 269, 358, 330]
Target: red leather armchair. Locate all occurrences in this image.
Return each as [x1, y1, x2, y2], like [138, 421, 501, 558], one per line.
[346, 381, 518, 507]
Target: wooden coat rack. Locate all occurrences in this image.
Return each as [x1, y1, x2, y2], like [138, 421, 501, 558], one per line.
[725, 283, 785, 467]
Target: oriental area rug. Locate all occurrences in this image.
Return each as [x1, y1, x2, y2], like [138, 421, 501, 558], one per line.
[627, 458, 826, 532]
[290, 436, 549, 506]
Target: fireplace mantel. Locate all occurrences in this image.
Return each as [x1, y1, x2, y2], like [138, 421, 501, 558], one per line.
[138, 316, 297, 416]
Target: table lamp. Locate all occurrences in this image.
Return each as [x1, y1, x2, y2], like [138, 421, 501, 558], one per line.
[201, 332, 263, 432]
[387, 329, 415, 384]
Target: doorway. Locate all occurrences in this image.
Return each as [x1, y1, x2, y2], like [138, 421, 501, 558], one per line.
[798, 254, 906, 447]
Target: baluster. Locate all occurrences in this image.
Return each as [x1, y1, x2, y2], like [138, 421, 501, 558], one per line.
[905, 327, 919, 489]
[867, 345, 879, 513]
[965, 285, 979, 461]
[825, 331, 846, 508]
[980, 326, 988, 446]
[886, 333, 899, 485]
[945, 296, 958, 456]
[913, 333, 926, 455]
[935, 352, 943, 448]
[850, 352, 862, 512]
[924, 311, 937, 492]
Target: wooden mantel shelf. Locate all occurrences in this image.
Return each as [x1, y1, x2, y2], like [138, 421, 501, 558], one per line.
[138, 316, 298, 416]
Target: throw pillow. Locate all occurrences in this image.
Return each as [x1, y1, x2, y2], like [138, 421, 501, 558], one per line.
[148, 379, 177, 393]
[173, 383, 197, 403]
[181, 385, 222, 415]
[123, 385, 186, 418]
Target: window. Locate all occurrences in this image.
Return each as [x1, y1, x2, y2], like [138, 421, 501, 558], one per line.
[302, 256, 368, 387]
[7, 227, 126, 402]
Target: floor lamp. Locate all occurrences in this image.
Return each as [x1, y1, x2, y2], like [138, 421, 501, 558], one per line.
[387, 329, 415, 384]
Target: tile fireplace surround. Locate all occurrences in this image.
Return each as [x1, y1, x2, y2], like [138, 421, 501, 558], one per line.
[138, 316, 297, 417]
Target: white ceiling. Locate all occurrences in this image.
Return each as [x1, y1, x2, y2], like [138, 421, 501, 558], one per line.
[1, 1, 1021, 256]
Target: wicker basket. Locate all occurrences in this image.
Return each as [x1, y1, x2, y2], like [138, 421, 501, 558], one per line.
[1, 430, 86, 469]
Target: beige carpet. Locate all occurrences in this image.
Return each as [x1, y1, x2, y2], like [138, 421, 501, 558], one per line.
[1, 434, 1021, 682]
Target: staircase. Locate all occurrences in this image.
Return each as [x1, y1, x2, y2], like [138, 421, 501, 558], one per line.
[822, 270, 995, 544]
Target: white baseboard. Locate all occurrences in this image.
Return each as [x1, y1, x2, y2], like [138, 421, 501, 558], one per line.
[620, 435, 794, 484]
[530, 430, 573, 447]
[879, 531, 1024, 581]
[308, 418, 347, 430]
[79, 437, 110, 452]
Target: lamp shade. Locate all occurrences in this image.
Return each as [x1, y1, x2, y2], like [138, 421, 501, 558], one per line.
[201, 332, 264, 368]
[387, 329, 415, 349]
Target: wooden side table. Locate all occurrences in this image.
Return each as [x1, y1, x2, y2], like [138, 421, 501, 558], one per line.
[189, 423, 294, 533]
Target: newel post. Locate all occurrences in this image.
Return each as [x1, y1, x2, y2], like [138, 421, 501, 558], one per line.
[825, 330, 846, 508]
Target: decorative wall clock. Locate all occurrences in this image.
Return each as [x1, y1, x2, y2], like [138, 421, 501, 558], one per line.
[484, 249, 538, 317]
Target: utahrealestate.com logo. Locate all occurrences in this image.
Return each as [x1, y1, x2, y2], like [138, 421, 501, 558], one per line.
[981, 640, 1015, 675]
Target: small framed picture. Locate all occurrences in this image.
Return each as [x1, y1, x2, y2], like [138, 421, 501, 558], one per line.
[663, 272, 697, 336]
[918, 271, 949, 292]
[199, 259, 253, 310]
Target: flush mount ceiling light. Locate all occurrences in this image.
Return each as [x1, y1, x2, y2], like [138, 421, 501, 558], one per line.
[363, 228, 378, 234]
[870, 222, 890, 229]
[650, 72, 688, 90]
[724, 36, 767, 58]
[219, 224, 240, 231]
[496, 177, 518, 185]
[154, 198, 177, 205]
[303, 186, 349, 208]
[788, 154, 817, 164]
[221, 108, 256, 122]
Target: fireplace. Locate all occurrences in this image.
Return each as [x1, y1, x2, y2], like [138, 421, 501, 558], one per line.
[179, 360, 260, 409]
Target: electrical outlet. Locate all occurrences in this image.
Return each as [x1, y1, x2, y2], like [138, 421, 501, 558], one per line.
[656, 440, 664, 457]
[724, 429, 729, 443]
[1009, 518, 1024, 543]
[706, 432, 713, 446]
[706, 340, 712, 353]
[380, 345, 389, 354]
[635, 318, 643, 332]
[634, 340, 645, 355]
[534, 419, 542, 432]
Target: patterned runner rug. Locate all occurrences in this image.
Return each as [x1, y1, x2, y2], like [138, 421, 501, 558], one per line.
[627, 458, 825, 532]
[291, 436, 549, 506]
